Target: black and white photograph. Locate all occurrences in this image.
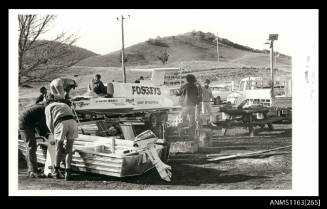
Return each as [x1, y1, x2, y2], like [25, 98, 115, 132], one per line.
[8, 9, 318, 197]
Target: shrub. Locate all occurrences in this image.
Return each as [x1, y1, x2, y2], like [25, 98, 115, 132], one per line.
[119, 51, 128, 63]
[147, 38, 169, 47]
[157, 49, 169, 64]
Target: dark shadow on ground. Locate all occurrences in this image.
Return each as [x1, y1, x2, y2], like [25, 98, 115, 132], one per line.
[211, 125, 292, 137]
[54, 162, 270, 187]
[254, 128, 292, 137]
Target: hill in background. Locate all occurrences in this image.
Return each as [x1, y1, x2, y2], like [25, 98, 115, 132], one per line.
[77, 31, 291, 70]
[20, 40, 98, 85]
[23, 40, 98, 66]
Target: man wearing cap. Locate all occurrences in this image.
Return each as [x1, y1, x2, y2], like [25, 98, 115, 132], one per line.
[19, 104, 49, 178]
[36, 87, 47, 104]
[44, 94, 78, 180]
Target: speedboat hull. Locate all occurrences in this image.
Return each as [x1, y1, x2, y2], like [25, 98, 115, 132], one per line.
[18, 134, 170, 178]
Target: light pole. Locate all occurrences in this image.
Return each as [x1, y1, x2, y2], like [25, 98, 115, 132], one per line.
[266, 34, 278, 97]
[216, 33, 219, 64]
[275, 51, 278, 70]
[117, 15, 130, 83]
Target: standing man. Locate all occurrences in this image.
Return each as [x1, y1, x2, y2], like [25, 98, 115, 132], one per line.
[201, 79, 216, 125]
[50, 78, 78, 100]
[202, 79, 215, 114]
[195, 79, 203, 125]
[36, 87, 47, 104]
[176, 74, 199, 141]
[45, 95, 78, 181]
[19, 104, 49, 178]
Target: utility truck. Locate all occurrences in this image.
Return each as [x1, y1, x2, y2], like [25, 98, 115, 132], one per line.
[226, 77, 292, 119]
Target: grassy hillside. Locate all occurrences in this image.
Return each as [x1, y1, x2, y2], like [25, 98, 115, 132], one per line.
[23, 40, 98, 66]
[77, 31, 291, 70]
[20, 40, 98, 86]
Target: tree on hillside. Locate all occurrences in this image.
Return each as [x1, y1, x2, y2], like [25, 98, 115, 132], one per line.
[119, 51, 128, 63]
[18, 15, 82, 85]
[157, 49, 169, 64]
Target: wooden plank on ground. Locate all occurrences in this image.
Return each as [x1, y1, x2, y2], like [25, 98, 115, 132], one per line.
[207, 145, 292, 162]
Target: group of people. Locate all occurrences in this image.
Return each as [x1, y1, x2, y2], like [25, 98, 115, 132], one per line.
[22, 74, 113, 180]
[19, 78, 79, 180]
[176, 74, 216, 141]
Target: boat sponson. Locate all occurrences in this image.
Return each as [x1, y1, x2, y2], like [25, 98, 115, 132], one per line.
[18, 138, 168, 178]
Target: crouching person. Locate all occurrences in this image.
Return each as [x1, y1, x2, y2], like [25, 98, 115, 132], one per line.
[50, 78, 78, 100]
[45, 95, 78, 180]
[19, 104, 49, 178]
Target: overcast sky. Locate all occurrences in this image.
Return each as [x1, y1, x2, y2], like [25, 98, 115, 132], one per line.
[14, 9, 318, 56]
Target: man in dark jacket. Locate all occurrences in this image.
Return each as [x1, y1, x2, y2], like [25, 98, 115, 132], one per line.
[19, 104, 49, 178]
[90, 74, 107, 95]
[176, 74, 199, 140]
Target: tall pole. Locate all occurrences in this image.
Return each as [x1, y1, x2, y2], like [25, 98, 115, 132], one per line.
[180, 63, 183, 87]
[117, 15, 130, 83]
[121, 16, 126, 83]
[266, 34, 278, 98]
[270, 41, 274, 97]
[216, 33, 219, 63]
[274, 51, 277, 70]
[180, 67, 182, 87]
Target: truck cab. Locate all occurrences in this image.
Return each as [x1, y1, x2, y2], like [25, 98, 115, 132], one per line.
[227, 77, 292, 107]
[210, 82, 234, 102]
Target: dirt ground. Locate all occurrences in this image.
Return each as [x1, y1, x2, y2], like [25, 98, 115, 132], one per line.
[18, 124, 292, 190]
